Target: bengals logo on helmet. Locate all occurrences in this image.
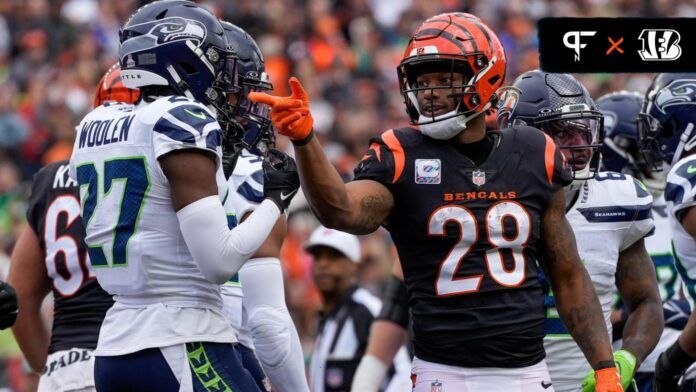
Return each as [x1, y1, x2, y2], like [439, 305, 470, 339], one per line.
[93, 63, 140, 108]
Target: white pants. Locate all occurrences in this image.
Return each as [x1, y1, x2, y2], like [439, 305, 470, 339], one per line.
[38, 348, 96, 392]
[411, 357, 555, 392]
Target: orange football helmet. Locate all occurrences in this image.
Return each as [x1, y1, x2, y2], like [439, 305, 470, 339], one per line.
[93, 63, 140, 108]
[398, 13, 507, 125]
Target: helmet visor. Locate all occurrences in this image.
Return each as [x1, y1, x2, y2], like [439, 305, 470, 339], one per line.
[537, 115, 602, 174]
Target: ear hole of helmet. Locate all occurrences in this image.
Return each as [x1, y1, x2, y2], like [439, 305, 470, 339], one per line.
[178, 62, 198, 75]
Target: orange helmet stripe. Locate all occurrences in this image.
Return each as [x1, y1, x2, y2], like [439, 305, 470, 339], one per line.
[543, 133, 556, 185]
[414, 28, 471, 53]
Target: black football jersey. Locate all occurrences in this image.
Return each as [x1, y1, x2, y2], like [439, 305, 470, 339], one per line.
[353, 126, 572, 368]
[26, 160, 113, 353]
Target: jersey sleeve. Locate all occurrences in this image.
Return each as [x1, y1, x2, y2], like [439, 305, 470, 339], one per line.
[151, 99, 223, 165]
[227, 155, 265, 220]
[665, 158, 696, 221]
[511, 126, 572, 206]
[26, 163, 58, 236]
[545, 133, 573, 190]
[353, 131, 401, 189]
[620, 177, 655, 251]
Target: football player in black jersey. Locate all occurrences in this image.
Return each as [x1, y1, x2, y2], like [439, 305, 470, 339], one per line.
[5, 66, 133, 391]
[251, 12, 621, 392]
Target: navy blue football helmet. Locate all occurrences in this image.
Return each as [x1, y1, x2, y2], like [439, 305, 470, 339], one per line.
[221, 21, 274, 155]
[597, 91, 644, 173]
[638, 73, 696, 168]
[118, 0, 238, 113]
[598, 91, 666, 194]
[497, 70, 603, 184]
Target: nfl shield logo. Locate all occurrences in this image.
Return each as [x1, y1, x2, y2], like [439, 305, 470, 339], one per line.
[431, 381, 443, 392]
[472, 170, 486, 186]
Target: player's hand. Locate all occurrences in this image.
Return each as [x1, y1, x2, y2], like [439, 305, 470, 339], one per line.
[221, 119, 245, 179]
[248, 77, 314, 143]
[0, 281, 18, 330]
[263, 149, 300, 211]
[654, 350, 685, 391]
[582, 364, 625, 392]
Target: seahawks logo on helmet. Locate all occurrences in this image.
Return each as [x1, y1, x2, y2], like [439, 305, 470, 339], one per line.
[151, 17, 206, 44]
[601, 110, 617, 134]
[653, 79, 696, 114]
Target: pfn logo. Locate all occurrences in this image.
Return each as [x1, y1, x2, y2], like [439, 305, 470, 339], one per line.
[563, 31, 596, 62]
[638, 29, 682, 61]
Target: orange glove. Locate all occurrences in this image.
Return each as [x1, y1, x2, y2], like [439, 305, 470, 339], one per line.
[248, 77, 314, 143]
[594, 367, 623, 392]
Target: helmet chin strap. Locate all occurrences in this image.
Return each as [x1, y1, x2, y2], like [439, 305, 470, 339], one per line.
[419, 102, 491, 140]
[671, 122, 696, 166]
[566, 164, 591, 192]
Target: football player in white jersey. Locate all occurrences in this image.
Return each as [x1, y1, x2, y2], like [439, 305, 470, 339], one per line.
[598, 91, 687, 392]
[7, 65, 131, 392]
[217, 21, 309, 392]
[68, 2, 299, 391]
[499, 70, 663, 392]
[639, 72, 696, 391]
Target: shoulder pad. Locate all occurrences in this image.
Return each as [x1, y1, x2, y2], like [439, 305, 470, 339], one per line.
[591, 172, 653, 205]
[665, 156, 696, 212]
[138, 96, 215, 125]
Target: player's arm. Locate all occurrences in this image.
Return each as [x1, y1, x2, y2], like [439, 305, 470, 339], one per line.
[586, 237, 663, 391]
[352, 260, 409, 392]
[615, 238, 662, 367]
[239, 212, 309, 392]
[674, 206, 696, 358]
[654, 206, 696, 390]
[540, 189, 616, 371]
[249, 77, 394, 235]
[294, 140, 394, 234]
[160, 148, 295, 284]
[8, 225, 51, 372]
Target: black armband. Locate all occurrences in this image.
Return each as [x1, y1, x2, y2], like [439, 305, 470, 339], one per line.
[291, 130, 314, 147]
[377, 275, 409, 328]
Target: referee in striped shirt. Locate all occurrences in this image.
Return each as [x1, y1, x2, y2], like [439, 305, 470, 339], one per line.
[307, 227, 411, 392]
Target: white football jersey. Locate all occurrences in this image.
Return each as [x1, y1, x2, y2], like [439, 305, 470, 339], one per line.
[666, 155, 696, 306]
[69, 97, 236, 356]
[638, 194, 681, 373]
[544, 172, 654, 391]
[220, 149, 265, 348]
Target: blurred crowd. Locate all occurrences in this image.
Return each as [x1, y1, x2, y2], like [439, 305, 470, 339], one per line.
[1, 0, 696, 389]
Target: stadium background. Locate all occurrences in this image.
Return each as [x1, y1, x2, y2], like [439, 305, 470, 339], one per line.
[0, 0, 694, 390]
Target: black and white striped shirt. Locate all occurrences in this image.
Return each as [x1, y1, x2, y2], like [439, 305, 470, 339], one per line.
[310, 286, 411, 392]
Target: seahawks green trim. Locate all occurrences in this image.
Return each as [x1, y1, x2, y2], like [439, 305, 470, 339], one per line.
[186, 342, 233, 392]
